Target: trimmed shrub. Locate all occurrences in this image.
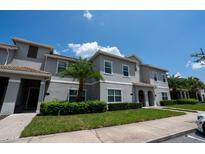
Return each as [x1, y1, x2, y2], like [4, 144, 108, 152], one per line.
[176, 99, 199, 105]
[40, 100, 107, 115]
[160, 99, 199, 106]
[86, 100, 107, 113]
[108, 102, 142, 111]
[160, 100, 177, 106]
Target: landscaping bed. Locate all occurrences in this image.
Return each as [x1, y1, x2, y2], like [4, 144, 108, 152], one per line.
[20, 108, 185, 137]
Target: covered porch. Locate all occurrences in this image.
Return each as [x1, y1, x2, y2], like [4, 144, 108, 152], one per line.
[0, 65, 51, 115]
[133, 82, 156, 107]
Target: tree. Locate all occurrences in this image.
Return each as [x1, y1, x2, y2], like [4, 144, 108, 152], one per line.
[60, 57, 104, 102]
[191, 48, 205, 64]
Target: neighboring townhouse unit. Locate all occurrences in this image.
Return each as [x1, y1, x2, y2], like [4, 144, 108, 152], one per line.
[0, 37, 171, 115]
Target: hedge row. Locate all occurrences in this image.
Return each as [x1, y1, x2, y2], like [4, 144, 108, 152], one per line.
[40, 100, 107, 115]
[108, 102, 143, 111]
[40, 100, 143, 115]
[160, 99, 199, 106]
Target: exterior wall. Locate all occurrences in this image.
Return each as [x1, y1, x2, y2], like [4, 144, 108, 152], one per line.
[44, 81, 92, 101]
[0, 49, 7, 65]
[92, 54, 140, 83]
[0, 48, 15, 65]
[100, 82, 133, 103]
[140, 65, 150, 83]
[45, 57, 76, 82]
[11, 42, 50, 70]
[154, 87, 171, 106]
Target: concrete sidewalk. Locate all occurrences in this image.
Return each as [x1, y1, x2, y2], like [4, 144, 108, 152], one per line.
[0, 113, 36, 142]
[3, 112, 197, 143]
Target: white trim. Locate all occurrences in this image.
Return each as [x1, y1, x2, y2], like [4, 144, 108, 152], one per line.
[101, 80, 132, 85]
[51, 79, 79, 84]
[9, 79, 21, 83]
[107, 88, 123, 103]
[122, 64, 129, 77]
[104, 60, 113, 75]
[156, 86, 169, 89]
[50, 79, 133, 85]
[56, 60, 69, 74]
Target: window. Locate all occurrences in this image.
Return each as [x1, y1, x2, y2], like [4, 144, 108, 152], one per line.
[57, 61, 69, 73]
[162, 74, 166, 82]
[154, 72, 158, 81]
[104, 60, 112, 74]
[161, 92, 168, 100]
[108, 89, 122, 102]
[122, 65, 129, 76]
[69, 89, 86, 102]
[27, 46, 38, 58]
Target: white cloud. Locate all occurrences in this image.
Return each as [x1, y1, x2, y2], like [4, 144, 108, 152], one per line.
[174, 72, 183, 78]
[83, 11, 93, 20]
[192, 62, 205, 70]
[68, 41, 123, 58]
[53, 49, 60, 55]
[185, 60, 205, 70]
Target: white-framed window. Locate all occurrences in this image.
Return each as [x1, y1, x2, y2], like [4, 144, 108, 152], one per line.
[57, 60, 69, 73]
[154, 72, 158, 81]
[104, 60, 112, 74]
[108, 89, 122, 102]
[161, 92, 168, 100]
[162, 74, 166, 82]
[68, 89, 86, 102]
[122, 64, 129, 76]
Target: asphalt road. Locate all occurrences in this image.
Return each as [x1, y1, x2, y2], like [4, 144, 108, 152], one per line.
[162, 130, 205, 143]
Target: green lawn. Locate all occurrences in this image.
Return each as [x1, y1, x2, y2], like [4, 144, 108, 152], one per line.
[168, 104, 205, 111]
[21, 109, 185, 137]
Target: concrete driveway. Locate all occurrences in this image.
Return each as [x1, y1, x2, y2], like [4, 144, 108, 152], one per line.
[0, 113, 36, 142]
[4, 111, 197, 143]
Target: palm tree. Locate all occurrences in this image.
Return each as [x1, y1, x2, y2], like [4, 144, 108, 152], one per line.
[191, 48, 205, 64]
[60, 57, 104, 102]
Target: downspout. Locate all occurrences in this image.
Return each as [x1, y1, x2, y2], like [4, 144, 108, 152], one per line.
[4, 47, 9, 65]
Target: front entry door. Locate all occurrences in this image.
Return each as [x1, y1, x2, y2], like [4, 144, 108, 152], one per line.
[25, 88, 40, 111]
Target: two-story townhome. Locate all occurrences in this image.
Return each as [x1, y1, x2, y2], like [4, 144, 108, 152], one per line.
[0, 37, 171, 115]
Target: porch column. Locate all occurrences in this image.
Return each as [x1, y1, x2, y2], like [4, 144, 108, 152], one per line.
[36, 80, 46, 114]
[135, 89, 139, 103]
[179, 91, 183, 99]
[144, 91, 149, 107]
[0, 78, 21, 115]
[187, 92, 190, 98]
[184, 91, 187, 99]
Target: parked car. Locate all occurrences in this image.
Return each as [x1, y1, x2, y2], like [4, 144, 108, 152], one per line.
[197, 112, 205, 134]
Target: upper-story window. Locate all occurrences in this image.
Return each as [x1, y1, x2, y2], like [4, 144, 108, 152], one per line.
[27, 46, 38, 58]
[57, 60, 69, 73]
[104, 60, 112, 74]
[162, 74, 166, 82]
[122, 64, 129, 76]
[154, 72, 158, 81]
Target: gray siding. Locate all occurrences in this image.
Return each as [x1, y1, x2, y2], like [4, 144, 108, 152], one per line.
[0, 49, 15, 65]
[100, 82, 133, 103]
[11, 42, 50, 70]
[92, 54, 140, 83]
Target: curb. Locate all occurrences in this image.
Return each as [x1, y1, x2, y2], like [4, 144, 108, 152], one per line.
[147, 128, 196, 143]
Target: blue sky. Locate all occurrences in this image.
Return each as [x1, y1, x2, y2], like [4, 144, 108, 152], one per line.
[0, 10, 205, 81]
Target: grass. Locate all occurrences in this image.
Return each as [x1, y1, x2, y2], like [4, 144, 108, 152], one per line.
[168, 104, 205, 111]
[20, 108, 185, 137]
